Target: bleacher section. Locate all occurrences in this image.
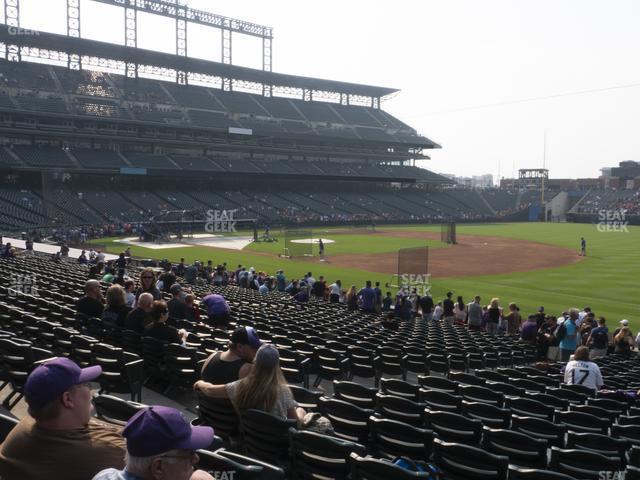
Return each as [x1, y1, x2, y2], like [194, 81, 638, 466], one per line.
[72, 149, 127, 169]
[12, 145, 76, 168]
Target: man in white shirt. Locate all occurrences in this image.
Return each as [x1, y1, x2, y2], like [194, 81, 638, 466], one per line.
[564, 346, 603, 391]
[329, 280, 341, 303]
[305, 272, 316, 288]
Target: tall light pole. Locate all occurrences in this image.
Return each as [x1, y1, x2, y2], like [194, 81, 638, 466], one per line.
[541, 129, 548, 222]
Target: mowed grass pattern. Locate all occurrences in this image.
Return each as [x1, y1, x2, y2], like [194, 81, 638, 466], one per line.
[94, 223, 640, 329]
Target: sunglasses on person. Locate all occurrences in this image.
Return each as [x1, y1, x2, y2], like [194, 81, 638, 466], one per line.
[142, 276, 154, 280]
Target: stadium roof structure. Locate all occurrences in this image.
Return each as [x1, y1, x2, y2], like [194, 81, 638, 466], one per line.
[0, 25, 399, 101]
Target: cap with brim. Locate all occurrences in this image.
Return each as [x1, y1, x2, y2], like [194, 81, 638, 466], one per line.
[620, 319, 629, 326]
[124, 406, 214, 457]
[254, 343, 280, 369]
[230, 326, 262, 350]
[24, 357, 102, 409]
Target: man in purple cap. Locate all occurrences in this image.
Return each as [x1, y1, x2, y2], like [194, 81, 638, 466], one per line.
[0, 357, 125, 480]
[200, 293, 231, 328]
[200, 326, 262, 384]
[92, 406, 215, 480]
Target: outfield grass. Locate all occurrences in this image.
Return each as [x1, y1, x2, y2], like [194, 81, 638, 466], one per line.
[93, 222, 640, 329]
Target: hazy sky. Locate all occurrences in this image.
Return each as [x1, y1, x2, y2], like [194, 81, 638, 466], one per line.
[13, 0, 640, 181]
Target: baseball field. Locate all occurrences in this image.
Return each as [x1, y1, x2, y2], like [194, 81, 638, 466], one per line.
[93, 222, 640, 329]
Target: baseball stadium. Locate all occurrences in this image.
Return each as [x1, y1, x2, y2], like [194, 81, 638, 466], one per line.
[0, 1, 639, 479]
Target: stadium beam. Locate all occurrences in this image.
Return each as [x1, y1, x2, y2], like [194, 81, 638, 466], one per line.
[3, 0, 18, 61]
[90, 0, 273, 72]
[67, 0, 81, 70]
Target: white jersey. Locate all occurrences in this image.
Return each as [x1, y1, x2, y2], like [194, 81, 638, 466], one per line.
[564, 360, 603, 390]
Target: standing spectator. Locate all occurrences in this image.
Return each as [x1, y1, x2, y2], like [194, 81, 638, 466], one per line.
[453, 296, 466, 326]
[78, 250, 88, 264]
[504, 303, 522, 336]
[0, 358, 125, 480]
[346, 285, 358, 312]
[124, 279, 136, 308]
[558, 308, 579, 362]
[537, 315, 557, 360]
[442, 292, 455, 326]
[433, 302, 443, 321]
[201, 293, 231, 328]
[91, 406, 215, 480]
[613, 321, 635, 356]
[486, 298, 503, 336]
[200, 327, 262, 384]
[419, 294, 434, 321]
[520, 314, 538, 344]
[312, 276, 326, 299]
[564, 346, 603, 390]
[587, 317, 609, 359]
[101, 284, 131, 329]
[357, 281, 376, 313]
[76, 279, 104, 319]
[382, 291, 393, 312]
[535, 306, 546, 328]
[276, 270, 286, 292]
[328, 280, 341, 303]
[184, 261, 199, 285]
[293, 283, 309, 303]
[176, 258, 186, 277]
[374, 282, 383, 313]
[466, 296, 483, 331]
[305, 272, 316, 288]
[135, 268, 161, 302]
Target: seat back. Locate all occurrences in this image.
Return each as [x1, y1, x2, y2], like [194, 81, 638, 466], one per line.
[289, 428, 366, 480]
[368, 416, 433, 460]
[511, 415, 565, 447]
[93, 394, 146, 425]
[349, 452, 432, 479]
[482, 427, 548, 468]
[240, 409, 296, 465]
[197, 394, 241, 440]
[197, 448, 285, 480]
[375, 393, 425, 427]
[566, 431, 627, 466]
[317, 397, 373, 444]
[549, 447, 621, 480]
[424, 410, 483, 446]
[432, 437, 509, 480]
[508, 466, 582, 480]
[333, 381, 377, 410]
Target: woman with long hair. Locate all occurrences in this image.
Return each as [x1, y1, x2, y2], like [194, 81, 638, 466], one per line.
[453, 296, 466, 326]
[346, 285, 358, 312]
[486, 297, 503, 336]
[101, 284, 130, 328]
[135, 267, 161, 302]
[504, 302, 522, 336]
[194, 344, 306, 424]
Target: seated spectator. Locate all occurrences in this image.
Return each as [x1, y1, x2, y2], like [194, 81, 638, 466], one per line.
[124, 279, 136, 308]
[101, 267, 115, 284]
[157, 270, 176, 293]
[101, 284, 131, 329]
[135, 268, 161, 302]
[184, 294, 200, 322]
[76, 279, 104, 319]
[0, 358, 125, 480]
[78, 250, 88, 264]
[200, 293, 231, 328]
[92, 406, 214, 480]
[144, 301, 188, 345]
[194, 344, 306, 424]
[312, 276, 326, 299]
[200, 327, 262, 384]
[587, 316, 609, 359]
[125, 292, 154, 333]
[293, 283, 309, 303]
[167, 284, 191, 321]
[1, 242, 13, 258]
[564, 346, 604, 390]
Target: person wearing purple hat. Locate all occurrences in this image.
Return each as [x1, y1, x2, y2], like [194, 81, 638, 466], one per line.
[200, 293, 231, 328]
[200, 326, 262, 384]
[92, 406, 215, 480]
[0, 358, 125, 480]
[194, 343, 306, 424]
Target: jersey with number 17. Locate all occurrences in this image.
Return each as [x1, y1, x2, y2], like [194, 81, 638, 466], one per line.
[564, 360, 603, 390]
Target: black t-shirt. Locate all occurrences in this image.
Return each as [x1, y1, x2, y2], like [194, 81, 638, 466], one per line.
[101, 304, 131, 328]
[124, 308, 151, 333]
[201, 352, 247, 384]
[312, 281, 325, 297]
[590, 327, 609, 350]
[76, 296, 104, 319]
[144, 322, 181, 344]
[419, 296, 434, 313]
[443, 298, 455, 316]
[167, 298, 192, 320]
[487, 307, 501, 323]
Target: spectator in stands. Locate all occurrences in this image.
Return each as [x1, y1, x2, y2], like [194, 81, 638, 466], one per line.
[125, 292, 154, 333]
[505, 303, 522, 335]
[96, 250, 105, 264]
[157, 270, 176, 293]
[537, 315, 557, 360]
[397, 296, 413, 321]
[453, 296, 466, 326]
[587, 316, 609, 359]
[258, 277, 271, 294]
[520, 314, 538, 344]
[101, 284, 131, 329]
[144, 301, 188, 345]
[535, 306, 546, 328]
[89, 261, 104, 279]
[76, 279, 104, 319]
[433, 301, 443, 321]
[466, 296, 483, 331]
[92, 406, 215, 480]
[312, 275, 326, 299]
[486, 298, 503, 336]
[176, 258, 186, 277]
[201, 293, 231, 328]
[115, 252, 127, 273]
[564, 346, 604, 390]
[293, 283, 310, 303]
[1, 242, 14, 258]
[374, 282, 383, 313]
[357, 280, 376, 313]
[78, 250, 88, 264]
[194, 344, 306, 424]
[184, 295, 200, 322]
[167, 284, 191, 321]
[101, 266, 115, 284]
[0, 358, 125, 480]
[200, 327, 262, 384]
[328, 280, 342, 303]
[442, 292, 455, 326]
[124, 279, 136, 308]
[305, 272, 316, 288]
[184, 261, 198, 285]
[276, 270, 286, 292]
[383, 291, 393, 312]
[559, 308, 579, 362]
[346, 285, 358, 312]
[614, 321, 635, 356]
[135, 267, 161, 302]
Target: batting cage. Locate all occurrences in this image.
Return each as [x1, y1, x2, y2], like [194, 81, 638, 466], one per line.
[387, 245, 430, 293]
[281, 229, 314, 258]
[441, 222, 457, 244]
